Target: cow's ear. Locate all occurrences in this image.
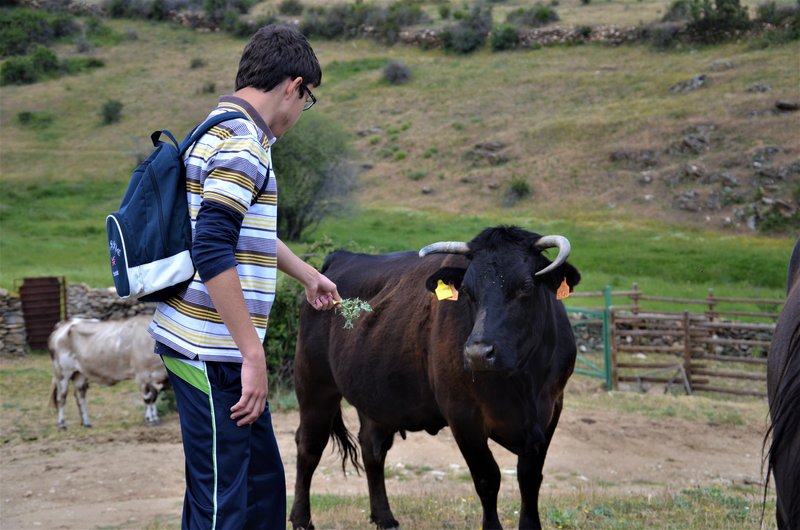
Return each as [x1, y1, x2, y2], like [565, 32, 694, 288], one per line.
[537, 262, 581, 293]
[425, 267, 467, 292]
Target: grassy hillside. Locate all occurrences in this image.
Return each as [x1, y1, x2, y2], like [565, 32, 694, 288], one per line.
[0, 8, 797, 294]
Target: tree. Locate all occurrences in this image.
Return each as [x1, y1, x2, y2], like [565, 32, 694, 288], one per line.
[272, 113, 357, 241]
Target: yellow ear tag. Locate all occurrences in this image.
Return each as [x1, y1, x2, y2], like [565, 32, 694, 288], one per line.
[556, 277, 570, 300]
[435, 280, 459, 301]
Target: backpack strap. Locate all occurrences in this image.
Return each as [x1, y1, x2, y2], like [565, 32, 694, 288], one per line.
[179, 110, 270, 206]
[178, 111, 248, 155]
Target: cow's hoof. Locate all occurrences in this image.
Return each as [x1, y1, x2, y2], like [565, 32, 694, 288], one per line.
[145, 419, 161, 427]
[371, 514, 400, 529]
[57, 423, 67, 431]
[291, 521, 314, 530]
[81, 423, 93, 428]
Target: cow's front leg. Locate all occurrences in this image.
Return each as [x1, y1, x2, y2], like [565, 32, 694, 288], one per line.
[450, 426, 502, 530]
[357, 414, 399, 529]
[141, 383, 160, 426]
[516, 451, 544, 529]
[517, 397, 563, 529]
[72, 373, 92, 428]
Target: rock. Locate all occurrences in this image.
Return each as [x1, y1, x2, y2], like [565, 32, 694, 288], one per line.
[746, 83, 771, 93]
[609, 149, 659, 169]
[668, 74, 708, 93]
[775, 100, 800, 112]
[709, 59, 735, 71]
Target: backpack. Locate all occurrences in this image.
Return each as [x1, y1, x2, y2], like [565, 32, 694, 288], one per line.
[106, 111, 249, 302]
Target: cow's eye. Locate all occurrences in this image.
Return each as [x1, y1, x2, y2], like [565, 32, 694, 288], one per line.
[516, 281, 534, 298]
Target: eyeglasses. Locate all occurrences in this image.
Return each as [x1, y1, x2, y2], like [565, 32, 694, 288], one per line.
[300, 84, 316, 111]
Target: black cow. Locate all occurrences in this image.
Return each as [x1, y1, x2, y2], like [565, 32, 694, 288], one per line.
[765, 238, 800, 529]
[290, 226, 580, 530]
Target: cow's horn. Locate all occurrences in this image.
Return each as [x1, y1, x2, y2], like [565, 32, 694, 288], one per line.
[418, 241, 470, 258]
[533, 235, 571, 276]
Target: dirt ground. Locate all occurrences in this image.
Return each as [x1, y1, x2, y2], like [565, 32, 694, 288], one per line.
[0, 401, 766, 530]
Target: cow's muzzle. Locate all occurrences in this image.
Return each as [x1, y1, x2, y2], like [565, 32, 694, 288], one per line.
[464, 341, 497, 371]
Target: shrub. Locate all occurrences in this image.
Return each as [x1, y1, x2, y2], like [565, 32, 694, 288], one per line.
[503, 176, 531, 207]
[30, 45, 59, 73]
[505, 3, 559, 27]
[750, 0, 800, 45]
[686, 0, 751, 43]
[100, 99, 123, 125]
[491, 23, 519, 50]
[279, 0, 304, 16]
[61, 56, 105, 74]
[190, 57, 207, 69]
[273, 112, 357, 241]
[0, 56, 39, 85]
[0, 8, 78, 58]
[383, 60, 412, 84]
[441, 0, 493, 53]
[17, 110, 55, 129]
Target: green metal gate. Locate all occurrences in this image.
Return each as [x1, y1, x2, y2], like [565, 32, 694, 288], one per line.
[567, 286, 613, 390]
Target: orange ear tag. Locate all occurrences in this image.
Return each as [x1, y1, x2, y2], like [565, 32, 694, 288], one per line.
[435, 280, 459, 301]
[556, 277, 570, 300]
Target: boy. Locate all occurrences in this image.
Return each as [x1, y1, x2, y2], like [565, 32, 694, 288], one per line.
[149, 24, 338, 529]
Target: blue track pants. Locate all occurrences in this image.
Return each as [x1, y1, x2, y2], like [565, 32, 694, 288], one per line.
[162, 355, 286, 530]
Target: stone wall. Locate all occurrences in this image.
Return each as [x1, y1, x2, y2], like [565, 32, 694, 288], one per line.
[0, 284, 155, 358]
[65, 284, 156, 321]
[0, 289, 27, 357]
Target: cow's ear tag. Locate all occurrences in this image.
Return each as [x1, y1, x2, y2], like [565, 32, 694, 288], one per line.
[556, 277, 570, 300]
[435, 280, 459, 301]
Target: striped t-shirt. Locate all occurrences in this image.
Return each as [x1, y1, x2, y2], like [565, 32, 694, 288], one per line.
[149, 96, 277, 362]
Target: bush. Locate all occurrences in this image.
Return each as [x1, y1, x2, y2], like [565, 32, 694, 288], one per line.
[273, 112, 357, 241]
[0, 56, 38, 85]
[61, 56, 105, 74]
[750, 0, 800, 45]
[0, 8, 78, 58]
[686, 0, 751, 43]
[441, 0, 493, 53]
[491, 23, 519, 50]
[30, 45, 58, 72]
[503, 176, 531, 207]
[505, 3, 559, 27]
[100, 99, 123, 125]
[383, 60, 412, 84]
[17, 110, 55, 129]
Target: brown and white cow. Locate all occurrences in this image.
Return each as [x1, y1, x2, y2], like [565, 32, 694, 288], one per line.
[48, 314, 167, 429]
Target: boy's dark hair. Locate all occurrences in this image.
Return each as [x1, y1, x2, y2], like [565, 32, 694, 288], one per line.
[236, 25, 322, 92]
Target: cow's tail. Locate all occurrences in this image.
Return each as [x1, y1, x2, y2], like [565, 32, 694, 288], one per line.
[330, 407, 363, 475]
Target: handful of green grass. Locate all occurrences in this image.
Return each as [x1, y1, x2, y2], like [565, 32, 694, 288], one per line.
[335, 297, 372, 329]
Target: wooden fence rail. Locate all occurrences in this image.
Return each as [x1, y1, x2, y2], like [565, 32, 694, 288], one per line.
[567, 284, 783, 398]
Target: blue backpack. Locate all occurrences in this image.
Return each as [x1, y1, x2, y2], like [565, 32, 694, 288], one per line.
[106, 111, 247, 302]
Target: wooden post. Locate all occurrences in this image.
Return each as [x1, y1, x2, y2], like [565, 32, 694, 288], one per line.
[631, 283, 640, 314]
[706, 288, 716, 355]
[683, 310, 692, 391]
[610, 310, 619, 391]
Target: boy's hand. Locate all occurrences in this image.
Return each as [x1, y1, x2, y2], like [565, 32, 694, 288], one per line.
[231, 353, 268, 426]
[305, 272, 340, 310]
